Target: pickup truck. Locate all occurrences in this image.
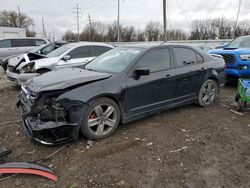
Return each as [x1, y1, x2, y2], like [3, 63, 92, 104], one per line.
[209, 35, 250, 81]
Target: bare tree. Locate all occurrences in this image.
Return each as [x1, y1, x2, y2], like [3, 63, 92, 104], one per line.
[62, 30, 77, 42]
[145, 21, 162, 41]
[121, 26, 136, 42]
[0, 10, 34, 28]
[26, 28, 36, 37]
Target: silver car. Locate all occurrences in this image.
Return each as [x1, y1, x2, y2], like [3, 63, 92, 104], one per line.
[6, 42, 113, 85]
[0, 38, 49, 58]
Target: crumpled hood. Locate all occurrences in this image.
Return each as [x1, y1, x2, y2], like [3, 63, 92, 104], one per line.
[8, 54, 27, 67]
[26, 68, 112, 93]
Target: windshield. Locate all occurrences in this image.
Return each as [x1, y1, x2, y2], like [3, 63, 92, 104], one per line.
[85, 47, 144, 73]
[29, 44, 47, 53]
[46, 45, 71, 58]
[227, 36, 250, 48]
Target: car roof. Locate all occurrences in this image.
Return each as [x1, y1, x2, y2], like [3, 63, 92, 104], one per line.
[0, 37, 48, 40]
[65, 42, 114, 48]
[119, 42, 196, 49]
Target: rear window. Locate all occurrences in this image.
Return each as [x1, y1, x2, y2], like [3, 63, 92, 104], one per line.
[67, 46, 92, 58]
[0, 39, 11, 48]
[93, 46, 112, 56]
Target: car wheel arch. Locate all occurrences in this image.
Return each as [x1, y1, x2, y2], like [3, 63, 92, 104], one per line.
[36, 68, 51, 74]
[207, 76, 219, 88]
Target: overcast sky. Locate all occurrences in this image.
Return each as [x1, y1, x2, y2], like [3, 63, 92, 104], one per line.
[1, 0, 250, 39]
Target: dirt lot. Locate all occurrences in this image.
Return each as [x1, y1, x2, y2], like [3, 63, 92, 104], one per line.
[0, 68, 250, 188]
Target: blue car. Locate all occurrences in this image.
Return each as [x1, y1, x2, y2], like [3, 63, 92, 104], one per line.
[209, 35, 250, 81]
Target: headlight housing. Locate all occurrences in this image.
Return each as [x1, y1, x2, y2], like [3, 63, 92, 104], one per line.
[21, 62, 35, 73]
[240, 54, 250, 61]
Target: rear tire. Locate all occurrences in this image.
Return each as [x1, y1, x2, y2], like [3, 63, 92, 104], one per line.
[81, 98, 120, 139]
[198, 79, 219, 107]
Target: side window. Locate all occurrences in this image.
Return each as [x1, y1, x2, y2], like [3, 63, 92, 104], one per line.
[93, 46, 112, 56]
[0, 40, 11, 48]
[137, 48, 171, 72]
[67, 46, 91, 59]
[12, 39, 31, 47]
[34, 39, 46, 46]
[196, 53, 204, 63]
[173, 47, 197, 67]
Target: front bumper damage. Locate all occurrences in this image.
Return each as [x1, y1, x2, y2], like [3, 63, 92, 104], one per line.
[18, 86, 88, 145]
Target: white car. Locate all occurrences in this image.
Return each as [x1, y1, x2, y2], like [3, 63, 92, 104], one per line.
[6, 42, 113, 85]
[0, 37, 49, 58]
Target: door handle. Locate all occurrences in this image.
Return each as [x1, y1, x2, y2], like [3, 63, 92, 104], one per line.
[200, 67, 205, 71]
[165, 74, 172, 79]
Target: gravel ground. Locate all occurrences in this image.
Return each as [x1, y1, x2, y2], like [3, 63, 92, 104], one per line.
[0, 67, 250, 188]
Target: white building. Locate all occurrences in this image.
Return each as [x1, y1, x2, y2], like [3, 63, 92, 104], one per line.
[0, 26, 26, 38]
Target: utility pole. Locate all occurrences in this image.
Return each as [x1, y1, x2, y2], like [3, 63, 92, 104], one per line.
[234, 0, 243, 37]
[163, 0, 167, 42]
[42, 17, 46, 38]
[87, 14, 93, 40]
[18, 6, 21, 27]
[73, 4, 81, 42]
[117, 0, 120, 43]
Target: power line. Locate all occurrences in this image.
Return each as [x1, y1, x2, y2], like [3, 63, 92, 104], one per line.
[117, 0, 120, 43]
[163, 0, 167, 42]
[73, 4, 82, 42]
[175, 0, 191, 28]
[42, 17, 46, 38]
[234, 0, 243, 35]
[18, 6, 21, 27]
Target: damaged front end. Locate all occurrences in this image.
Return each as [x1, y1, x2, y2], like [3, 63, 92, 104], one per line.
[18, 86, 87, 145]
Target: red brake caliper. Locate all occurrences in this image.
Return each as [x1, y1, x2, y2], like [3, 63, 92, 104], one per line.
[89, 113, 97, 119]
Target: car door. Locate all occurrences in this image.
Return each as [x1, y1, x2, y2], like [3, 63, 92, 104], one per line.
[126, 47, 176, 116]
[173, 46, 207, 101]
[0, 39, 12, 58]
[58, 46, 94, 68]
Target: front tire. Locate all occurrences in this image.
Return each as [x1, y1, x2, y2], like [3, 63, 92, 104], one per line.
[198, 79, 218, 107]
[81, 98, 120, 139]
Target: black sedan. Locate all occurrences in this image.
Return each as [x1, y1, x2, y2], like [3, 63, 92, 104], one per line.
[18, 44, 226, 145]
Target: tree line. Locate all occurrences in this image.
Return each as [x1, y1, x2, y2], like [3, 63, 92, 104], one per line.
[62, 18, 250, 42]
[0, 10, 36, 37]
[62, 21, 187, 42]
[1, 10, 250, 41]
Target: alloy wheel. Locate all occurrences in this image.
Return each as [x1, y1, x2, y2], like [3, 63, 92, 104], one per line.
[201, 80, 217, 105]
[87, 104, 118, 136]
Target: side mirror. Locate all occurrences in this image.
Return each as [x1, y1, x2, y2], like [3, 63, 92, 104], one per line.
[134, 67, 150, 76]
[62, 55, 71, 61]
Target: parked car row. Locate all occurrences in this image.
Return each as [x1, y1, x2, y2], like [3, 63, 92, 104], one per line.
[0, 37, 227, 145]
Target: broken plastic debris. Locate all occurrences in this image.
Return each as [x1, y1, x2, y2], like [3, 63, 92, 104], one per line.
[169, 147, 188, 153]
[146, 142, 153, 146]
[230, 109, 244, 115]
